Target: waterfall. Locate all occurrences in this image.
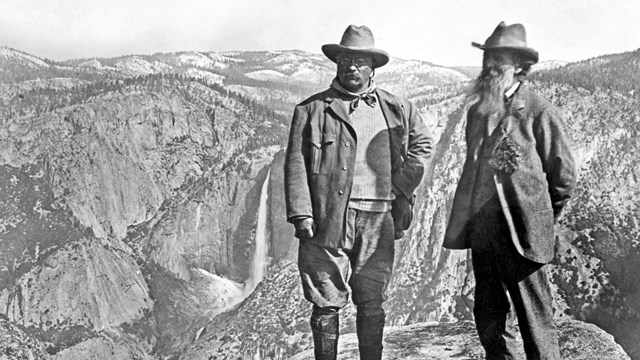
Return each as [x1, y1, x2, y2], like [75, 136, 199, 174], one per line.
[244, 169, 270, 295]
[203, 169, 271, 316]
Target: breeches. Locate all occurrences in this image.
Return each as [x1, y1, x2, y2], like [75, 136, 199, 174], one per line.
[298, 208, 395, 311]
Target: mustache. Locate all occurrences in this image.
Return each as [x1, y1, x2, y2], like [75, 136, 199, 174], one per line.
[478, 64, 511, 81]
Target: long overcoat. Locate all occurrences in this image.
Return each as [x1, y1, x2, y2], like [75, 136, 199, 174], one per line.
[284, 87, 434, 248]
[443, 85, 576, 263]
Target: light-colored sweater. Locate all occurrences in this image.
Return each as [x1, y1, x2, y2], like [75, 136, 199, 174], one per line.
[345, 95, 394, 212]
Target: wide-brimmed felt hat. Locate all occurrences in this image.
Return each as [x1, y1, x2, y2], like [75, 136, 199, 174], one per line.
[322, 25, 390, 68]
[472, 21, 539, 64]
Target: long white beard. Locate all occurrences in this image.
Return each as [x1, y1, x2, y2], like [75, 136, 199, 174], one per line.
[470, 64, 516, 118]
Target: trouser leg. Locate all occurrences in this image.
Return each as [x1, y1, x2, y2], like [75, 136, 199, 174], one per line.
[472, 249, 521, 360]
[348, 210, 395, 360]
[310, 306, 340, 360]
[506, 265, 560, 360]
[471, 206, 560, 360]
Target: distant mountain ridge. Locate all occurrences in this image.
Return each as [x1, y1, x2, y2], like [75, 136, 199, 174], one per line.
[0, 46, 470, 118]
[0, 46, 469, 88]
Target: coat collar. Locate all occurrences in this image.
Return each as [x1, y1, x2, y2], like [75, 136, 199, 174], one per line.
[508, 82, 527, 112]
[504, 81, 521, 100]
[325, 89, 351, 125]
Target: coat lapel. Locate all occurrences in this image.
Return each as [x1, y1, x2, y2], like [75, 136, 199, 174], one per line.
[326, 96, 351, 125]
[376, 89, 407, 169]
[376, 89, 403, 129]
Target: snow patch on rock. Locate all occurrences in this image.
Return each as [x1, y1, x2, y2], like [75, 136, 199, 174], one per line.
[178, 52, 228, 69]
[266, 52, 309, 65]
[185, 68, 225, 85]
[115, 57, 172, 75]
[245, 69, 287, 81]
[78, 59, 103, 68]
[532, 60, 569, 72]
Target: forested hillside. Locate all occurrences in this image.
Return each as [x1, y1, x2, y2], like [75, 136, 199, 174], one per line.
[531, 48, 640, 96]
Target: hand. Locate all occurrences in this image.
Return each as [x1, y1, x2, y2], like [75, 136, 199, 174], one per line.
[294, 218, 316, 239]
[391, 193, 415, 232]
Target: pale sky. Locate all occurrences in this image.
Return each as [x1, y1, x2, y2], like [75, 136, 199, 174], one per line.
[1, 0, 639, 66]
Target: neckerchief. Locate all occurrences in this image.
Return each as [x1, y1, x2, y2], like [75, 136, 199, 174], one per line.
[330, 78, 377, 110]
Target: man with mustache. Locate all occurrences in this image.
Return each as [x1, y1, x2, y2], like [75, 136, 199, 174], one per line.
[285, 25, 433, 359]
[444, 22, 577, 359]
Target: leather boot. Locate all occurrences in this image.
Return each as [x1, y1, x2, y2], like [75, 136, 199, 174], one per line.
[310, 307, 339, 360]
[356, 308, 385, 360]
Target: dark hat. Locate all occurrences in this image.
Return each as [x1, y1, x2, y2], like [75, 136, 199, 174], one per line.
[322, 25, 390, 68]
[472, 21, 539, 64]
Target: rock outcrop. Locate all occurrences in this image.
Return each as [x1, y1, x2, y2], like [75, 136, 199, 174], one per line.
[1, 239, 150, 331]
[289, 318, 630, 360]
[50, 330, 154, 360]
[182, 258, 631, 360]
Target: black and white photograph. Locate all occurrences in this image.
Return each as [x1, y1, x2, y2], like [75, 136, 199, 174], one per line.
[0, 1, 638, 359]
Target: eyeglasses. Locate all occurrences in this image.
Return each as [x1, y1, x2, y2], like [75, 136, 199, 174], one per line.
[337, 57, 371, 68]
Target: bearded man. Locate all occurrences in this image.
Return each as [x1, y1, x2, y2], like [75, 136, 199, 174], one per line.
[443, 22, 577, 359]
[285, 25, 433, 359]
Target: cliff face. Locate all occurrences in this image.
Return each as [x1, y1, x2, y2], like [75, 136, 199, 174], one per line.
[2, 239, 150, 331]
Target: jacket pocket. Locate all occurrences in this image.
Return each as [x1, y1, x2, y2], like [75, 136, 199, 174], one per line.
[512, 207, 555, 263]
[308, 133, 336, 175]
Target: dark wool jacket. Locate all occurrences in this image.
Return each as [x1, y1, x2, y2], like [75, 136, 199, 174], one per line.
[284, 87, 434, 248]
[443, 84, 577, 263]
